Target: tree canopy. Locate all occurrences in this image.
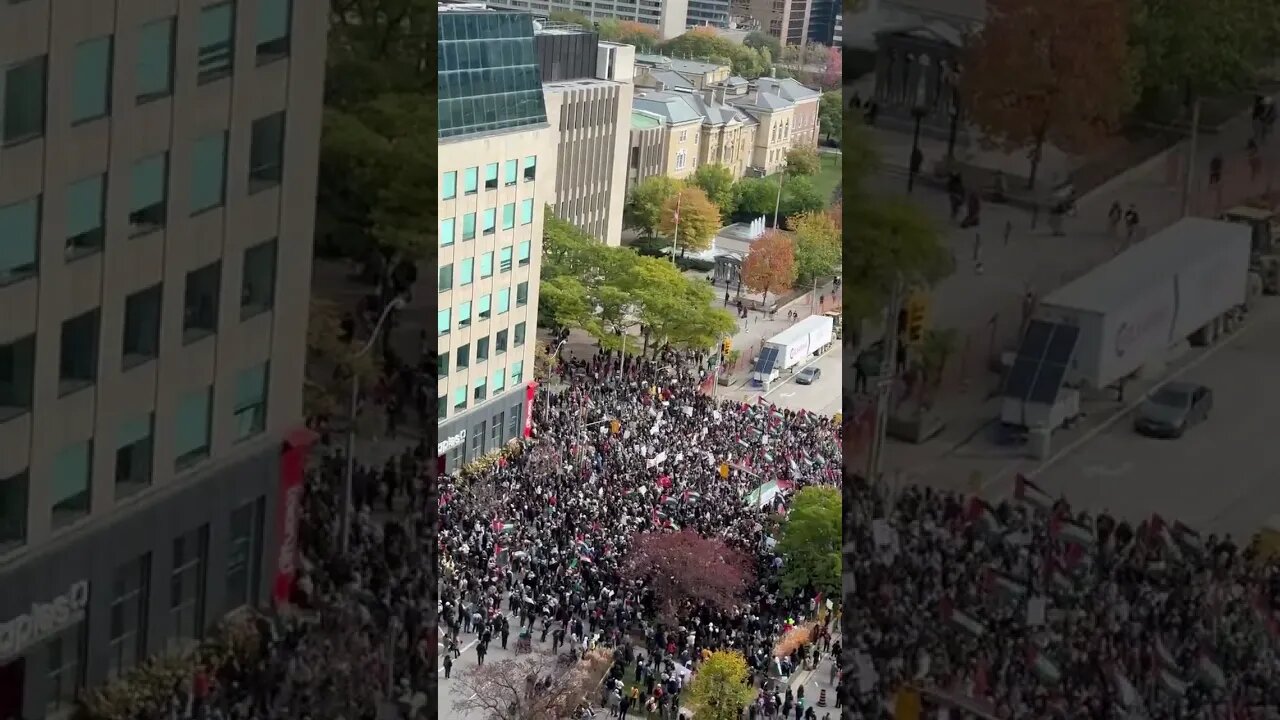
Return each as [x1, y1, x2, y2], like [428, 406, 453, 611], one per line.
[818, 90, 841, 144]
[625, 176, 684, 238]
[776, 486, 842, 594]
[623, 530, 754, 623]
[784, 146, 821, 177]
[962, 0, 1135, 187]
[659, 28, 773, 79]
[741, 230, 797, 305]
[734, 177, 779, 219]
[685, 651, 757, 720]
[691, 164, 738, 219]
[844, 197, 952, 321]
[657, 186, 721, 254]
[790, 208, 842, 286]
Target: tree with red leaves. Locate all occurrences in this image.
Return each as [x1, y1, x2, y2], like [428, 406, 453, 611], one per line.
[961, 0, 1134, 188]
[820, 46, 842, 90]
[741, 230, 797, 307]
[623, 530, 754, 623]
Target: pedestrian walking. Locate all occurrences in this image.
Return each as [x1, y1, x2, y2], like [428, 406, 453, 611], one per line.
[1108, 201, 1122, 236]
[1124, 204, 1140, 243]
[443, 653, 453, 679]
[972, 233, 984, 274]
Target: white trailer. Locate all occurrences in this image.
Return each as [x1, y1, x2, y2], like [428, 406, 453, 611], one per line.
[1035, 217, 1251, 390]
[751, 314, 834, 383]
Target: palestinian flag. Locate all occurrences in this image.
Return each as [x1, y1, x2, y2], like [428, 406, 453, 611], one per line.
[967, 497, 1002, 533]
[681, 490, 702, 503]
[662, 495, 680, 507]
[1044, 559, 1074, 592]
[1198, 653, 1226, 687]
[1050, 515, 1094, 548]
[491, 520, 517, 535]
[1172, 521, 1205, 555]
[1015, 474, 1053, 509]
[1025, 646, 1061, 684]
[1153, 636, 1178, 670]
[1157, 668, 1188, 695]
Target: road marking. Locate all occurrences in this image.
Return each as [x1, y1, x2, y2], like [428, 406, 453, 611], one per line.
[978, 314, 1262, 494]
[779, 392, 796, 398]
[1082, 461, 1134, 478]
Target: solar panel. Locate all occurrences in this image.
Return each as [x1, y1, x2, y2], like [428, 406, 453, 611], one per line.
[1044, 324, 1080, 365]
[1028, 363, 1069, 404]
[1003, 358, 1040, 400]
[754, 347, 780, 374]
[1017, 321, 1055, 360]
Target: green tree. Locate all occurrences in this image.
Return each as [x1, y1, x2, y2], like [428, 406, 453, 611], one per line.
[743, 31, 781, 59]
[844, 198, 951, 321]
[779, 176, 825, 222]
[625, 176, 684, 238]
[632, 258, 737, 350]
[734, 177, 778, 218]
[790, 209, 842, 285]
[845, 111, 880, 198]
[657, 186, 721, 254]
[691, 164, 737, 218]
[784, 146, 821, 177]
[538, 275, 594, 332]
[818, 90, 841, 144]
[686, 651, 757, 720]
[776, 486, 842, 594]
[597, 18, 661, 50]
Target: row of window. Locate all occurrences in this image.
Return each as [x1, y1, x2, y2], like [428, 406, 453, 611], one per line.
[438, 242, 532, 289]
[441, 157, 538, 200]
[0, 503, 262, 714]
[0, 0, 292, 146]
[437, 282, 529, 336]
[0, 112, 285, 284]
[440, 401, 525, 470]
[440, 200, 537, 247]
[441, 359, 526, 419]
[0, 237, 276, 418]
[0, 358, 268, 544]
[439, 323, 528, 376]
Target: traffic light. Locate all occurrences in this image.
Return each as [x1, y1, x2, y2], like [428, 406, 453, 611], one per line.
[721, 337, 732, 355]
[906, 293, 929, 344]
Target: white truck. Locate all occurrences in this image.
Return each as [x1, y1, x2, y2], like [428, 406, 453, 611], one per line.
[751, 314, 834, 384]
[1035, 217, 1252, 391]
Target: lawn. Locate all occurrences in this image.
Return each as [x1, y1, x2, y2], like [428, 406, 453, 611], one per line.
[763, 152, 841, 206]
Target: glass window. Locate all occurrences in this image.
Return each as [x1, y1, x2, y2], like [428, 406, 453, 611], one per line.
[59, 310, 99, 395]
[437, 351, 449, 377]
[474, 377, 487, 402]
[520, 198, 535, 225]
[225, 499, 263, 612]
[106, 555, 150, 680]
[492, 367, 506, 394]
[129, 152, 168, 236]
[523, 155, 537, 182]
[0, 196, 39, 284]
[71, 37, 112, 123]
[51, 440, 92, 526]
[491, 413, 504, 442]
[136, 18, 174, 102]
[198, 2, 235, 83]
[463, 167, 478, 194]
[438, 264, 452, 293]
[482, 208, 496, 235]
[234, 363, 269, 440]
[174, 388, 212, 469]
[496, 329, 508, 353]
[518, 240, 532, 266]
[497, 287, 510, 314]
[240, 239, 277, 319]
[459, 257, 474, 285]
[65, 174, 105, 257]
[461, 213, 475, 240]
[442, 171, 457, 200]
[453, 387, 466, 411]
[500, 246, 513, 272]
[437, 308, 451, 336]
[122, 285, 161, 369]
[514, 321, 526, 346]
[477, 336, 489, 361]
[511, 361, 524, 385]
[440, 217, 455, 247]
[458, 301, 472, 328]
[248, 112, 286, 192]
[255, 0, 291, 63]
[3, 56, 46, 145]
[478, 294, 491, 320]
[502, 203, 515, 230]
[516, 281, 528, 306]
[190, 132, 228, 213]
[508, 406, 520, 436]
[504, 159, 518, 185]
[114, 413, 153, 499]
[438, 395, 447, 420]
[44, 621, 87, 716]
[456, 344, 469, 369]
[182, 263, 221, 343]
[480, 252, 493, 278]
[168, 526, 208, 652]
[0, 471, 27, 551]
[484, 163, 499, 190]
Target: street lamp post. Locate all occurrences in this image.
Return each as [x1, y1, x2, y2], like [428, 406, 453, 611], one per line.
[907, 106, 928, 193]
[772, 160, 788, 228]
[544, 337, 568, 418]
[341, 295, 407, 555]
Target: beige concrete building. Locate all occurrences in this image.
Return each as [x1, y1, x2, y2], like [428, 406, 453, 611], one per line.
[634, 54, 732, 91]
[626, 110, 668, 192]
[0, 1, 324, 715]
[633, 93, 705, 181]
[438, 5, 557, 473]
[747, 0, 812, 44]
[753, 76, 821, 149]
[734, 91, 796, 174]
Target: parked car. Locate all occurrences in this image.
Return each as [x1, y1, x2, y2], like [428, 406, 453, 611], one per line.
[1134, 382, 1213, 438]
[796, 366, 822, 384]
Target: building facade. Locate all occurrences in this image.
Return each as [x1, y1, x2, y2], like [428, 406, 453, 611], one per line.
[438, 5, 556, 473]
[748, 0, 811, 45]
[488, 0, 690, 39]
[538, 29, 634, 245]
[686, 0, 731, 28]
[626, 111, 668, 192]
[0, 0, 324, 716]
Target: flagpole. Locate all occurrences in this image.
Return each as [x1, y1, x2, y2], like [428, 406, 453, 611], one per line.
[671, 191, 682, 265]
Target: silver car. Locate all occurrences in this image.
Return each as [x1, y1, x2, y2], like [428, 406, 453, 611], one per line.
[1134, 382, 1213, 438]
[796, 366, 822, 385]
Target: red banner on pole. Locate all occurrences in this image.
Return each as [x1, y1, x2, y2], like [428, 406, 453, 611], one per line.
[524, 382, 538, 438]
[273, 428, 315, 607]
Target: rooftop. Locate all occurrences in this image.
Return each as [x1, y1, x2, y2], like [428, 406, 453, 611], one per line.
[752, 77, 821, 102]
[634, 92, 704, 125]
[632, 110, 662, 129]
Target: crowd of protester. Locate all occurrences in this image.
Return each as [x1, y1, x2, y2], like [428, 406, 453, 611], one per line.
[846, 473, 1280, 720]
[438, 349, 843, 718]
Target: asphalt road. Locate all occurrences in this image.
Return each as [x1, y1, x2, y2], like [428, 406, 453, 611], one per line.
[1022, 298, 1280, 538]
[720, 346, 843, 417]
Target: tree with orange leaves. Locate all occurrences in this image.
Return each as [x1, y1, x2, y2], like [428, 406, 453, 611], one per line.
[960, 0, 1135, 188]
[741, 230, 797, 306]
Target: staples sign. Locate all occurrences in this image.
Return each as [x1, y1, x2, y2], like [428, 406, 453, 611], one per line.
[0, 580, 89, 661]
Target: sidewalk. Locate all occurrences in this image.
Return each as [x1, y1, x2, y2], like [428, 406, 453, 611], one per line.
[868, 92, 1280, 475]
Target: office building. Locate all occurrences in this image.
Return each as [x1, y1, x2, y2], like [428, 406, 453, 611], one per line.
[686, 0, 731, 29]
[747, 0, 811, 45]
[807, 0, 838, 45]
[536, 24, 635, 245]
[0, 1, 324, 716]
[488, 0, 691, 40]
[438, 3, 557, 472]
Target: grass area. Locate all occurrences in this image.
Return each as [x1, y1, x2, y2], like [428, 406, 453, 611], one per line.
[763, 153, 841, 206]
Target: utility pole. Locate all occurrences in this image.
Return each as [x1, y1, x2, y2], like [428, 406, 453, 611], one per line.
[1180, 96, 1202, 217]
[772, 161, 788, 228]
[865, 277, 904, 482]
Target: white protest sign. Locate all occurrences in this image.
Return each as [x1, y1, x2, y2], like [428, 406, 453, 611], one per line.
[1027, 596, 1047, 626]
[646, 452, 668, 469]
[683, 406, 693, 417]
